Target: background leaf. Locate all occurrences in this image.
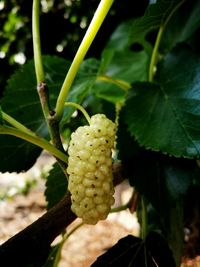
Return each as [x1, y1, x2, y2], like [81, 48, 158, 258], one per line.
[0, 56, 69, 172]
[91, 235, 144, 267]
[0, 56, 100, 172]
[117, 118, 197, 212]
[61, 58, 100, 125]
[91, 232, 176, 267]
[124, 45, 200, 158]
[160, 0, 200, 53]
[93, 0, 187, 104]
[107, 0, 184, 56]
[93, 49, 148, 104]
[117, 114, 195, 266]
[45, 163, 68, 209]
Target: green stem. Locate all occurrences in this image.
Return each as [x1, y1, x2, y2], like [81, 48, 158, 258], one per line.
[65, 102, 91, 124]
[110, 204, 128, 213]
[2, 111, 36, 136]
[97, 75, 131, 91]
[55, 0, 114, 122]
[141, 196, 147, 240]
[65, 222, 84, 240]
[0, 125, 68, 163]
[32, 0, 45, 83]
[53, 222, 84, 267]
[148, 25, 163, 82]
[148, 0, 186, 82]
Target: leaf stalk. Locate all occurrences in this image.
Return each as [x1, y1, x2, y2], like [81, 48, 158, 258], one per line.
[64, 102, 91, 124]
[2, 111, 36, 137]
[148, 0, 186, 82]
[0, 125, 68, 163]
[55, 0, 114, 122]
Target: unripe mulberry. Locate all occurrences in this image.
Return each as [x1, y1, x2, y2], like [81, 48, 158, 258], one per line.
[67, 114, 116, 224]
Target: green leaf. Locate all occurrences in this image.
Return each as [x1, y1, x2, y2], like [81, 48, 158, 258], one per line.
[93, 48, 148, 104]
[104, 0, 186, 57]
[61, 58, 100, 125]
[0, 136, 43, 173]
[105, 20, 133, 51]
[45, 163, 68, 209]
[91, 232, 176, 267]
[117, 123, 195, 207]
[103, 50, 148, 82]
[160, 0, 200, 52]
[117, 116, 192, 265]
[131, 0, 182, 44]
[124, 46, 200, 158]
[0, 56, 70, 172]
[93, 83, 126, 104]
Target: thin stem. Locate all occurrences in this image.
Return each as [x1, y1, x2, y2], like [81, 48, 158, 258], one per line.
[2, 111, 36, 136]
[55, 0, 114, 122]
[0, 125, 68, 163]
[141, 196, 147, 240]
[32, 0, 45, 83]
[148, 0, 186, 82]
[65, 102, 91, 124]
[65, 222, 84, 240]
[148, 25, 164, 82]
[110, 190, 140, 214]
[110, 204, 128, 213]
[97, 75, 131, 91]
[52, 222, 84, 267]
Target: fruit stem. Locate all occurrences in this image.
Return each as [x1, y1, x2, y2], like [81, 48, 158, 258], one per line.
[64, 102, 91, 124]
[65, 222, 84, 240]
[0, 125, 68, 163]
[55, 0, 114, 122]
[97, 75, 131, 91]
[53, 222, 84, 267]
[2, 111, 36, 137]
[110, 204, 128, 213]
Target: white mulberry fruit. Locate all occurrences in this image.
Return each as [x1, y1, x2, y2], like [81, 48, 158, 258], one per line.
[67, 114, 116, 224]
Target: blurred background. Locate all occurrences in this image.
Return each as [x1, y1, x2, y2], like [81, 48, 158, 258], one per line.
[0, 0, 148, 95]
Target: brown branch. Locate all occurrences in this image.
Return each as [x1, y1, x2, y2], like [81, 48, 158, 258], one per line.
[0, 162, 125, 267]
